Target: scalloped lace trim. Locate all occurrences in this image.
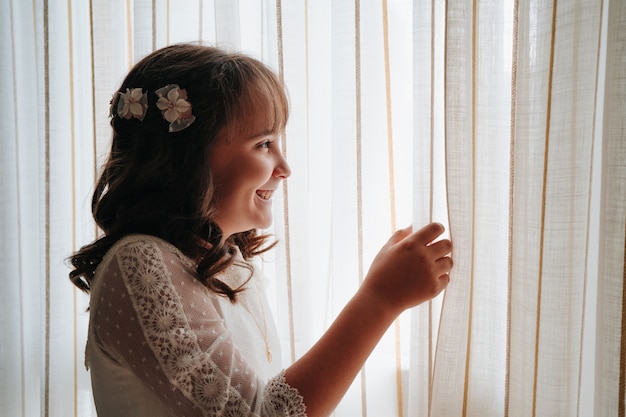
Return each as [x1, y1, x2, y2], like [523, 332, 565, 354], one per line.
[263, 370, 307, 416]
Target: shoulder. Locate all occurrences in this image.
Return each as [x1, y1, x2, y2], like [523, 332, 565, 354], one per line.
[96, 234, 202, 297]
[105, 234, 195, 271]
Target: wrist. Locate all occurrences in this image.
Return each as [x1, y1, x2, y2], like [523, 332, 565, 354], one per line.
[354, 283, 403, 324]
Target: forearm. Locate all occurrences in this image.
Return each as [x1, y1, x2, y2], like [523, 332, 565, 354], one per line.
[283, 223, 452, 417]
[283, 288, 399, 417]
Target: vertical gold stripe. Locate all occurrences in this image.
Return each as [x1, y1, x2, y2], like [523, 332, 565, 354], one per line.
[504, 0, 519, 415]
[43, 1, 51, 415]
[355, 1, 363, 289]
[166, 0, 170, 45]
[380, 1, 403, 415]
[275, 0, 296, 364]
[428, 300, 433, 412]
[90, 0, 100, 242]
[354, 3, 368, 415]
[532, 1, 558, 415]
[73, 279, 78, 410]
[303, 0, 311, 357]
[66, 0, 79, 413]
[442, 0, 452, 259]
[276, 0, 284, 190]
[426, 0, 435, 349]
[434, 0, 451, 412]
[67, 0, 75, 250]
[360, 366, 368, 416]
[89, 0, 98, 211]
[578, 1, 605, 415]
[198, 0, 203, 42]
[381, 1, 396, 233]
[393, 318, 403, 416]
[462, 0, 477, 415]
[617, 218, 626, 417]
[126, 0, 133, 65]
[428, 0, 435, 224]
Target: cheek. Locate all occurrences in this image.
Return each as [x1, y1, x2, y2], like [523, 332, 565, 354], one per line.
[208, 150, 270, 207]
[211, 169, 253, 207]
[209, 156, 239, 193]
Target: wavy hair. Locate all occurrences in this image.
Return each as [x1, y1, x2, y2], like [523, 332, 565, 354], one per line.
[69, 44, 288, 301]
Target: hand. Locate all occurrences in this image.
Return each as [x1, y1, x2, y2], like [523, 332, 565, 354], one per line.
[284, 223, 452, 417]
[361, 222, 453, 314]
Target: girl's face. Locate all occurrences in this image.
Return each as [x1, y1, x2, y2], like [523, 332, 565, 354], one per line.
[208, 109, 290, 238]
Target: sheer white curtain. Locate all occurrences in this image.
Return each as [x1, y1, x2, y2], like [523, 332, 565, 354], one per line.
[1, 1, 624, 416]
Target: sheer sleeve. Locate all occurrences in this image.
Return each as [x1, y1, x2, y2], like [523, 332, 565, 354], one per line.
[89, 235, 306, 417]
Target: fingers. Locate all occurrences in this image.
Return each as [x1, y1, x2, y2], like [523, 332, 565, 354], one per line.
[428, 260, 452, 299]
[415, 223, 453, 286]
[398, 222, 453, 280]
[366, 222, 454, 311]
[386, 226, 413, 247]
[433, 238, 453, 282]
[389, 226, 413, 244]
[391, 223, 452, 261]
[410, 222, 446, 246]
[435, 254, 454, 276]
[428, 239, 453, 259]
[423, 262, 453, 300]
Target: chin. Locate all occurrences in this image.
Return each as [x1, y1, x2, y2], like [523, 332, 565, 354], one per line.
[256, 222, 273, 231]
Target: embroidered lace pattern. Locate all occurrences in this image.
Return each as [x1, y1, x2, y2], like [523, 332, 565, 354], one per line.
[263, 371, 308, 416]
[92, 235, 306, 416]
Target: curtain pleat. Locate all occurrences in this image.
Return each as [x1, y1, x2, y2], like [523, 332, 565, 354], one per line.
[1, 0, 44, 415]
[507, 1, 602, 416]
[214, 0, 241, 48]
[410, 0, 446, 415]
[430, 0, 476, 415]
[431, 0, 606, 416]
[595, 0, 626, 414]
[46, 0, 78, 414]
[1, 1, 623, 416]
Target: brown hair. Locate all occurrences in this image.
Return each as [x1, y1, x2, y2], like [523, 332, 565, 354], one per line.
[69, 44, 289, 301]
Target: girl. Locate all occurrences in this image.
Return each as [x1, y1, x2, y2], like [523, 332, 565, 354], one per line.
[69, 44, 453, 417]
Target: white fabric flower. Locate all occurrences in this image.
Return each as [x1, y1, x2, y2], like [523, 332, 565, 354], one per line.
[155, 84, 196, 132]
[117, 88, 148, 120]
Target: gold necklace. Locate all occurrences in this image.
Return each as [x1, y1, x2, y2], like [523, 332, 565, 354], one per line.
[240, 295, 272, 363]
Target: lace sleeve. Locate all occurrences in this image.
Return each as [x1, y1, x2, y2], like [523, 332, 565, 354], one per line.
[91, 236, 306, 416]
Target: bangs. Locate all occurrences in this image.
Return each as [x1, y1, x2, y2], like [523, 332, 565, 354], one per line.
[230, 64, 289, 136]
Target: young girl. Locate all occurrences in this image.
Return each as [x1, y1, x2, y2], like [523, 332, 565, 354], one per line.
[69, 44, 453, 417]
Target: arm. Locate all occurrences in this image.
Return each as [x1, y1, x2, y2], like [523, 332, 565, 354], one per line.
[90, 235, 306, 416]
[284, 223, 453, 417]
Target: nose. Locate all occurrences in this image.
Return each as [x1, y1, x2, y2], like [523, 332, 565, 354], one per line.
[274, 152, 291, 179]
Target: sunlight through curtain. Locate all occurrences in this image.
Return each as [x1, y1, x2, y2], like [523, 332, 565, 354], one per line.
[1, 0, 624, 416]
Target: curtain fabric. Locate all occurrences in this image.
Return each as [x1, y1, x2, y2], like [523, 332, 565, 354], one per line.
[596, 0, 626, 414]
[1, 1, 623, 416]
[430, 0, 608, 415]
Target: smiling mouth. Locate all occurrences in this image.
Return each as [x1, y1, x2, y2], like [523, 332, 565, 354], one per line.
[256, 190, 274, 200]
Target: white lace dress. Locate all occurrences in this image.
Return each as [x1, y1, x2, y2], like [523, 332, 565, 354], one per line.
[85, 234, 306, 417]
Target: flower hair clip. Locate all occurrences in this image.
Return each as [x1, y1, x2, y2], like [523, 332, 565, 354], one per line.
[116, 88, 148, 121]
[155, 84, 196, 132]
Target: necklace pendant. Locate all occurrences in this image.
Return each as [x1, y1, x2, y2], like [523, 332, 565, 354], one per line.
[266, 341, 272, 363]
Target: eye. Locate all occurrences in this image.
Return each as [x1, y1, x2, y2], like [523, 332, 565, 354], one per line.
[258, 140, 273, 149]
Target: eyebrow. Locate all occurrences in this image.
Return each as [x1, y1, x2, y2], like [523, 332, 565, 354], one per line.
[246, 128, 276, 140]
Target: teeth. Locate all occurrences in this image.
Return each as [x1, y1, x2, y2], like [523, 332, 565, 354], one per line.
[257, 190, 272, 200]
